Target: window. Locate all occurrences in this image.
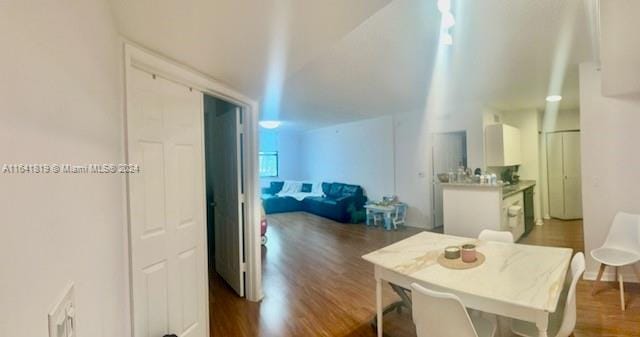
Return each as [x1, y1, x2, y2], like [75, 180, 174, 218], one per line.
[259, 151, 278, 177]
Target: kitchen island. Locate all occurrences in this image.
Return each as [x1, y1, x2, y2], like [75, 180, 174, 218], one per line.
[442, 180, 536, 240]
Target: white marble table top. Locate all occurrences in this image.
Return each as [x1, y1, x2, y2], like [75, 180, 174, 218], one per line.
[362, 231, 572, 313]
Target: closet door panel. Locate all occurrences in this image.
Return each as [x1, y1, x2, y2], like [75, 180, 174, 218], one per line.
[562, 132, 583, 219]
[546, 133, 565, 219]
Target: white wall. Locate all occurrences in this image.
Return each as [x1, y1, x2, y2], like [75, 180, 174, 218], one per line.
[501, 109, 543, 224]
[300, 116, 395, 202]
[542, 109, 580, 132]
[600, 0, 640, 97]
[393, 111, 431, 228]
[260, 130, 302, 187]
[394, 105, 489, 228]
[580, 62, 640, 281]
[0, 1, 129, 336]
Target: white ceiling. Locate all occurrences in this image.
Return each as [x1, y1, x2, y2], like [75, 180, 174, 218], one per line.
[109, 0, 391, 98]
[109, 0, 595, 130]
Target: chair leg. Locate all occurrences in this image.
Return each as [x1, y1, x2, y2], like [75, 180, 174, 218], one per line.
[618, 268, 626, 311]
[592, 263, 606, 296]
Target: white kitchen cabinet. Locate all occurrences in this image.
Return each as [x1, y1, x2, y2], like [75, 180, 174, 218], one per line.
[547, 131, 583, 219]
[442, 182, 532, 241]
[485, 124, 522, 167]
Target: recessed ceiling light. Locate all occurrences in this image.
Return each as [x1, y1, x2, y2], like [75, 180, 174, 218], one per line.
[259, 120, 281, 129]
[546, 95, 562, 102]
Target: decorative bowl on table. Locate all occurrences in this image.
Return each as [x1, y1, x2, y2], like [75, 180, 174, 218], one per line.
[437, 173, 449, 183]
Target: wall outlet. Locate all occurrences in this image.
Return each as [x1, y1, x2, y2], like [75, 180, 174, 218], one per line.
[48, 284, 76, 337]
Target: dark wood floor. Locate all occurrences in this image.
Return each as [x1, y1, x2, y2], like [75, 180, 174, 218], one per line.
[210, 213, 640, 337]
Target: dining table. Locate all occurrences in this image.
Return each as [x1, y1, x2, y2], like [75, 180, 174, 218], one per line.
[362, 231, 573, 337]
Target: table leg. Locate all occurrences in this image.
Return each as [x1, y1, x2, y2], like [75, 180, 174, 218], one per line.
[535, 312, 549, 337]
[376, 277, 384, 337]
[366, 209, 372, 226]
[496, 315, 512, 337]
[618, 269, 625, 311]
[384, 212, 392, 230]
[592, 263, 606, 296]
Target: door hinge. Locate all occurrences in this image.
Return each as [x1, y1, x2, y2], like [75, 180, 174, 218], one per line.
[239, 194, 245, 202]
[241, 262, 247, 273]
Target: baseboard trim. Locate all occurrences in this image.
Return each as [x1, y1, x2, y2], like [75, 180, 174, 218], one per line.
[404, 223, 431, 230]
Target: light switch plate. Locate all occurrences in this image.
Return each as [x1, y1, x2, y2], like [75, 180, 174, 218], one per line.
[48, 283, 76, 337]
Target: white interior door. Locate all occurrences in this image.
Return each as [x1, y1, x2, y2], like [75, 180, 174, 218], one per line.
[432, 132, 466, 228]
[127, 68, 208, 337]
[213, 107, 245, 296]
[562, 132, 582, 219]
[546, 133, 565, 219]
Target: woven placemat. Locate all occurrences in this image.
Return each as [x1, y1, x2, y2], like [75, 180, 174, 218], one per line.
[437, 252, 485, 270]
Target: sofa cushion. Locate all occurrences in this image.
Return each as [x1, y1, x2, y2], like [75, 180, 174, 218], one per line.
[341, 184, 360, 197]
[322, 199, 338, 205]
[328, 183, 344, 198]
[301, 183, 312, 193]
[322, 182, 332, 195]
[270, 181, 284, 194]
[262, 195, 303, 214]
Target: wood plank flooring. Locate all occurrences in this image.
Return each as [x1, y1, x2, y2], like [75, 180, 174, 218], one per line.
[210, 213, 640, 337]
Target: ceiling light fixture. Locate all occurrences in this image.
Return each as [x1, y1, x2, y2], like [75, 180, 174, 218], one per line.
[437, 0, 455, 45]
[545, 95, 562, 102]
[442, 12, 456, 29]
[259, 120, 282, 129]
[437, 0, 451, 13]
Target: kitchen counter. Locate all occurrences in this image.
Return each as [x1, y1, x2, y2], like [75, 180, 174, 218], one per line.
[441, 180, 536, 239]
[502, 180, 536, 198]
[440, 182, 503, 189]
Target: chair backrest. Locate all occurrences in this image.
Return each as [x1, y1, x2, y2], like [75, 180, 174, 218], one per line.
[394, 203, 408, 220]
[556, 252, 585, 337]
[478, 229, 514, 243]
[411, 283, 479, 337]
[603, 212, 640, 254]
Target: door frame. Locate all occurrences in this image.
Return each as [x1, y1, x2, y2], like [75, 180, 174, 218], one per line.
[122, 41, 263, 333]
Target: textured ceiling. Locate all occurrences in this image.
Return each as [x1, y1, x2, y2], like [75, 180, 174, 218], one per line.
[110, 0, 595, 130]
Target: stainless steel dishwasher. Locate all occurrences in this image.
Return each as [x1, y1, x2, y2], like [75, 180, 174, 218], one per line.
[523, 187, 535, 235]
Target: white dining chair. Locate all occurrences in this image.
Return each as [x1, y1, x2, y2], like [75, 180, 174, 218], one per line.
[411, 283, 496, 337]
[590, 212, 640, 310]
[391, 203, 408, 229]
[474, 229, 515, 330]
[511, 252, 586, 337]
[478, 229, 514, 243]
